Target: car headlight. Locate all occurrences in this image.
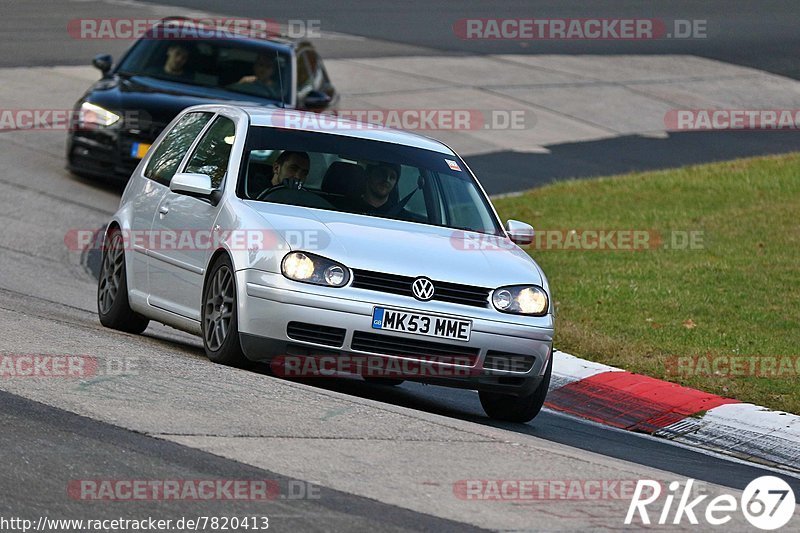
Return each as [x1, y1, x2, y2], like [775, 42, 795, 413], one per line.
[281, 251, 350, 287]
[492, 285, 549, 316]
[78, 102, 121, 127]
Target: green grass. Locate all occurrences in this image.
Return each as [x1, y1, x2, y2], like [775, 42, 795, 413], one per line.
[493, 153, 800, 413]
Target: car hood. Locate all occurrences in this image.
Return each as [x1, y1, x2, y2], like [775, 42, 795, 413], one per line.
[245, 202, 543, 288]
[83, 74, 280, 127]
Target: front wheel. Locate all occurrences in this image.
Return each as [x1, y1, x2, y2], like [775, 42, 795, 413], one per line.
[479, 354, 552, 423]
[201, 255, 250, 368]
[97, 228, 149, 334]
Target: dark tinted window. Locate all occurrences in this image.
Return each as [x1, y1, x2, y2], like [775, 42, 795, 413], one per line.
[184, 116, 237, 189]
[118, 38, 291, 102]
[144, 112, 212, 186]
[238, 127, 502, 235]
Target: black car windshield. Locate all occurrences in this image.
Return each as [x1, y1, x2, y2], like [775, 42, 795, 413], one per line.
[117, 38, 291, 102]
[238, 126, 503, 236]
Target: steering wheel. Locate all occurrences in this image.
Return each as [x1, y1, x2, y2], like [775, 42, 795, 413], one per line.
[255, 178, 305, 201]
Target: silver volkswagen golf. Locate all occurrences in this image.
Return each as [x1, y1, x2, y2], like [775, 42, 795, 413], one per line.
[97, 104, 554, 422]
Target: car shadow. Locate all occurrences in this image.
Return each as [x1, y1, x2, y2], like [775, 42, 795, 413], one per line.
[467, 129, 800, 195]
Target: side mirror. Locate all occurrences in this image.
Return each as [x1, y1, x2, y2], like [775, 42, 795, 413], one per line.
[92, 54, 113, 77]
[170, 173, 222, 205]
[506, 219, 534, 245]
[302, 90, 332, 110]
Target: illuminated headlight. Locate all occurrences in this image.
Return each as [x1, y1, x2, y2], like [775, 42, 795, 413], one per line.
[78, 102, 121, 127]
[492, 285, 548, 316]
[281, 252, 350, 287]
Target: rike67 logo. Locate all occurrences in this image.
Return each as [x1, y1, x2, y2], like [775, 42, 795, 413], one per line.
[626, 476, 795, 530]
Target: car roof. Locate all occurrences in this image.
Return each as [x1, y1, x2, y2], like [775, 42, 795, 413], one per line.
[241, 107, 457, 155]
[146, 17, 304, 53]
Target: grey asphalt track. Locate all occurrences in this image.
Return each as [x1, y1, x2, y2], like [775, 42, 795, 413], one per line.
[0, 389, 486, 532]
[1, 1, 799, 530]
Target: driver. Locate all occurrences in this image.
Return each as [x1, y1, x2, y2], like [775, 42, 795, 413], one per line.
[271, 150, 310, 186]
[154, 43, 194, 81]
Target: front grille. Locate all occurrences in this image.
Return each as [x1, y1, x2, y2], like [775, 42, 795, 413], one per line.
[351, 331, 479, 365]
[483, 351, 535, 373]
[286, 322, 346, 347]
[351, 269, 490, 308]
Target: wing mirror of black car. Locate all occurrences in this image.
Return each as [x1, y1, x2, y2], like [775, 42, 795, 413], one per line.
[302, 90, 332, 110]
[92, 54, 113, 77]
[506, 219, 534, 245]
[170, 173, 222, 206]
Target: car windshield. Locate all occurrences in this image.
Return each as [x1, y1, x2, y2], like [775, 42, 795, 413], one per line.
[116, 38, 292, 102]
[238, 126, 503, 236]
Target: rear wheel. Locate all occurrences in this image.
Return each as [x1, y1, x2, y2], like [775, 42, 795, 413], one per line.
[97, 228, 149, 334]
[479, 354, 552, 423]
[202, 255, 250, 368]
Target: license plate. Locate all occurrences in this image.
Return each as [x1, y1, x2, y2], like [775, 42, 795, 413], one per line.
[372, 307, 471, 341]
[130, 142, 151, 159]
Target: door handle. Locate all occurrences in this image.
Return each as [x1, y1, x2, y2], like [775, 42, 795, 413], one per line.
[158, 206, 169, 215]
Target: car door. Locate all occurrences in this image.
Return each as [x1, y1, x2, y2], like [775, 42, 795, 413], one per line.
[148, 114, 237, 320]
[130, 111, 213, 300]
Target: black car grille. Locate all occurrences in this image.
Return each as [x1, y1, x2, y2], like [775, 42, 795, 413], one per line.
[286, 322, 346, 347]
[351, 269, 490, 308]
[483, 351, 535, 373]
[351, 331, 480, 365]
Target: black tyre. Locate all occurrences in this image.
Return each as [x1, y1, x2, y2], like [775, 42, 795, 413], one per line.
[97, 228, 150, 334]
[479, 354, 552, 423]
[202, 255, 250, 367]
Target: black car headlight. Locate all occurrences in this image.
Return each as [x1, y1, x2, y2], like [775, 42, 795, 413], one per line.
[492, 285, 549, 316]
[281, 251, 349, 287]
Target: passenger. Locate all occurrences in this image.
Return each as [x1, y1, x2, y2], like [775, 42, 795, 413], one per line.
[229, 54, 282, 99]
[354, 162, 401, 215]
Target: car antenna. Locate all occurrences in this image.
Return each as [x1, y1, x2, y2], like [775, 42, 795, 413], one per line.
[275, 50, 286, 108]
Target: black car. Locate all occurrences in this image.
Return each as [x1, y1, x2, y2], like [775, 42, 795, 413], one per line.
[67, 19, 338, 181]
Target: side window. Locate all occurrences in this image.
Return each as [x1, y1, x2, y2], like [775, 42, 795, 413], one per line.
[396, 166, 427, 217]
[296, 51, 313, 99]
[184, 116, 237, 189]
[144, 112, 212, 186]
[307, 51, 331, 91]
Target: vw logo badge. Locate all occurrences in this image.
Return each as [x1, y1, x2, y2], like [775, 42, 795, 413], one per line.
[411, 277, 435, 301]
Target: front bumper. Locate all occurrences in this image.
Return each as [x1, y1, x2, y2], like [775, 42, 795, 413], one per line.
[237, 269, 554, 396]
